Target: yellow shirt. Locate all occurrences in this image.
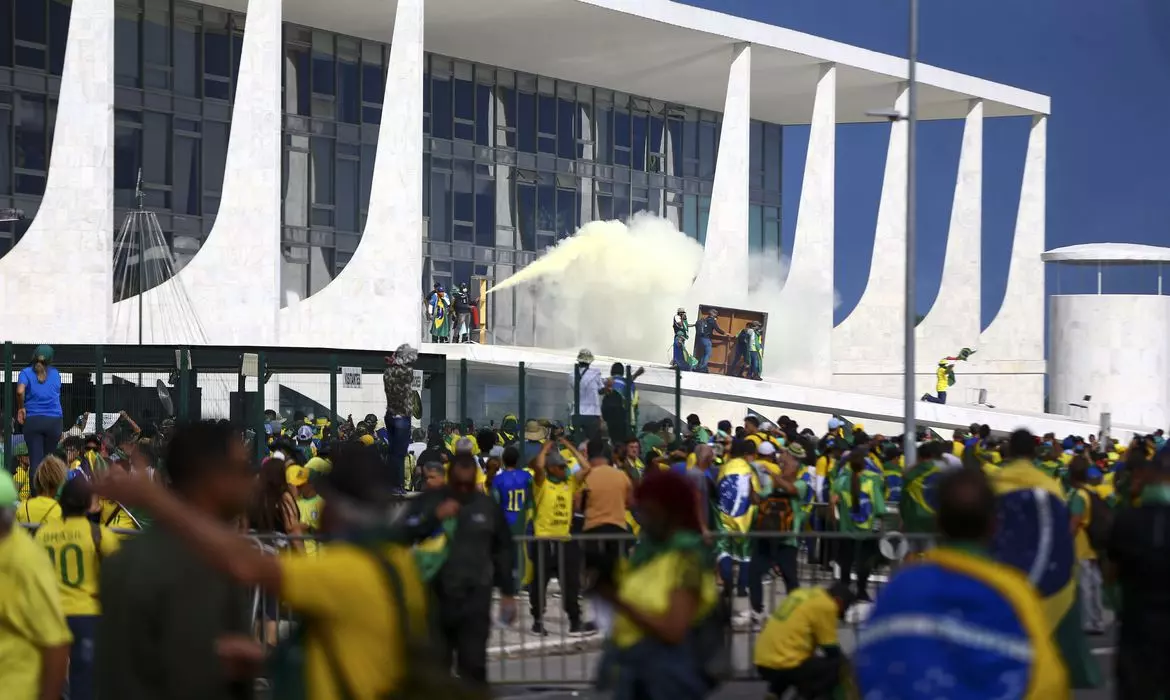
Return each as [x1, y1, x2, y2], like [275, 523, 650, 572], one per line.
[17, 496, 62, 525]
[815, 455, 833, 478]
[0, 527, 73, 698]
[953, 441, 965, 458]
[935, 365, 949, 393]
[33, 517, 122, 616]
[611, 549, 716, 649]
[280, 543, 427, 700]
[100, 500, 139, 532]
[532, 479, 575, 538]
[1071, 487, 1096, 561]
[298, 496, 324, 556]
[753, 587, 840, 670]
[13, 466, 30, 501]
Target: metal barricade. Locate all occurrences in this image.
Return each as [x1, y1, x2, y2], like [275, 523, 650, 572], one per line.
[486, 529, 937, 687]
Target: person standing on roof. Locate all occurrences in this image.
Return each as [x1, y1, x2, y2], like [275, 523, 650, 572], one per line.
[570, 349, 606, 441]
[693, 308, 728, 374]
[671, 308, 696, 371]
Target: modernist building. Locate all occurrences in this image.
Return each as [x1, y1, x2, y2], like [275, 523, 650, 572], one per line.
[0, 0, 1052, 414]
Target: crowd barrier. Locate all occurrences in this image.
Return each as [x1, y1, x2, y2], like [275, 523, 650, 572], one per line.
[19, 524, 935, 689]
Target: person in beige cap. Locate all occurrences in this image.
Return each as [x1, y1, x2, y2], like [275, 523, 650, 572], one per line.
[570, 349, 605, 441]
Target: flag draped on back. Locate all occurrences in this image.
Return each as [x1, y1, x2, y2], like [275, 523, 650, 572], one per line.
[991, 460, 1101, 688]
[855, 547, 1069, 700]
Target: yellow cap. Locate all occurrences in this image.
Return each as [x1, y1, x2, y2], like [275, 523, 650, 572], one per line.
[359, 434, 375, 446]
[285, 465, 309, 487]
[305, 457, 331, 474]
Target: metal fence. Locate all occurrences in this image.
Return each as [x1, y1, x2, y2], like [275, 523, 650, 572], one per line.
[20, 524, 933, 689]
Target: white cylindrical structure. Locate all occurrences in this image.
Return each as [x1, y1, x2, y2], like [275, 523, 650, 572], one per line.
[1049, 294, 1170, 429]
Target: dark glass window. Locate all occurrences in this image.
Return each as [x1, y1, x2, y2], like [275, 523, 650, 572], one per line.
[1, 0, 13, 68]
[516, 182, 535, 250]
[516, 91, 535, 153]
[0, 109, 11, 195]
[285, 45, 310, 116]
[336, 157, 358, 231]
[764, 123, 781, 191]
[336, 39, 359, 124]
[142, 111, 169, 184]
[202, 120, 227, 192]
[202, 16, 230, 77]
[429, 168, 450, 241]
[310, 31, 334, 96]
[452, 158, 473, 225]
[48, 0, 69, 75]
[310, 137, 333, 205]
[699, 121, 716, 179]
[431, 74, 452, 140]
[475, 84, 491, 147]
[172, 133, 199, 215]
[173, 18, 199, 97]
[115, 10, 140, 87]
[474, 174, 493, 246]
[143, 11, 170, 89]
[113, 123, 140, 205]
[557, 98, 575, 159]
[13, 93, 46, 171]
[556, 187, 575, 237]
[15, 0, 46, 44]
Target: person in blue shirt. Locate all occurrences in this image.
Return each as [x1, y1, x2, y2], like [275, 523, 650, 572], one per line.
[489, 445, 533, 587]
[16, 345, 63, 493]
[692, 308, 728, 374]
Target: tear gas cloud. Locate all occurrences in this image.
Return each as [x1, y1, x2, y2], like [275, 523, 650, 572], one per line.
[489, 214, 840, 379]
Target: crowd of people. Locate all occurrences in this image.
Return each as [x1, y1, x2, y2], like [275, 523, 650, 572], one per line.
[3, 342, 1170, 699]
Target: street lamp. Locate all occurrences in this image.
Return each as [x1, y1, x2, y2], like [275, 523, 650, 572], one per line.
[867, 0, 919, 465]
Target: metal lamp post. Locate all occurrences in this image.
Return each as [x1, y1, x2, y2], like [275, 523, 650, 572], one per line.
[868, 0, 919, 464]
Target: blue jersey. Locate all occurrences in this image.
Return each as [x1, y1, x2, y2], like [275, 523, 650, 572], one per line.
[492, 468, 533, 529]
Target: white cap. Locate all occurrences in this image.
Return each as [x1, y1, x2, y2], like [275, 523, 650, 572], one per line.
[757, 442, 778, 456]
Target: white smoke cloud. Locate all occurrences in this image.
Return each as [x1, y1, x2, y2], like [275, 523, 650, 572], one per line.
[489, 214, 841, 379]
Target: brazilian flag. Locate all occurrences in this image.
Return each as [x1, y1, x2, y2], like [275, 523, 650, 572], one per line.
[991, 460, 1101, 688]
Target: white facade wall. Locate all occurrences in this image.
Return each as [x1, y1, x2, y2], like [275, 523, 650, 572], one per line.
[1049, 294, 1170, 430]
[0, 0, 114, 344]
[110, 0, 283, 345]
[691, 43, 751, 306]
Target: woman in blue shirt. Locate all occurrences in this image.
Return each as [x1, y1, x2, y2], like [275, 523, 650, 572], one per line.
[17, 345, 63, 492]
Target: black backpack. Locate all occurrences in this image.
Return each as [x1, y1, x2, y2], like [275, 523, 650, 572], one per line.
[1082, 488, 1113, 554]
[753, 492, 796, 533]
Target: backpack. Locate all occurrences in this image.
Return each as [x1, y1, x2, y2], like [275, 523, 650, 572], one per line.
[1082, 488, 1113, 554]
[269, 547, 489, 700]
[753, 491, 795, 533]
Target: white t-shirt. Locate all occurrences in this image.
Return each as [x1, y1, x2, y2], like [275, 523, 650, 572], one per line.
[571, 365, 605, 416]
[407, 441, 427, 462]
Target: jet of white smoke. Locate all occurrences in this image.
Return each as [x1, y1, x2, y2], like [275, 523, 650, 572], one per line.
[489, 214, 841, 378]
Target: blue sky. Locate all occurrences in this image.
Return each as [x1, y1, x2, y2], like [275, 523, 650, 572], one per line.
[683, 0, 1170, 325]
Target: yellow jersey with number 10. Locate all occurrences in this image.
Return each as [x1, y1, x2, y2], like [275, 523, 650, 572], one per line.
[34, 516, 121, 616]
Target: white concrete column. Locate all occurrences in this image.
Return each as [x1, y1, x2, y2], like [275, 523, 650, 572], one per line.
[775, 63, 835, 386]
[0, 0, 113, 343]
[111, 0, 283, 344]
[492, 87, 516, 344]
[979, 115, 1046, 360]
[916, 99, 983, 374]
[832, 83, 908, 377]
[690, 43, 750, 306]
[281, 0, 424, 348]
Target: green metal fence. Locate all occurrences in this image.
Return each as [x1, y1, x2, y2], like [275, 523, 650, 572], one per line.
[1, 343, 451, 469]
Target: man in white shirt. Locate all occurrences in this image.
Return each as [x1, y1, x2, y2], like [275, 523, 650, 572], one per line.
[570, 348, 605, 441]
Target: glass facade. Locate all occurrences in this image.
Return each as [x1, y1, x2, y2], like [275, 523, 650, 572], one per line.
[0, 1, 784, 333]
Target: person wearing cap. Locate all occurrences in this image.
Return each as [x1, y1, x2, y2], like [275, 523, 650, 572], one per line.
[286, 464, 322, 556]
[692, 308, 728, 374]
[571, 349, 606, 441]
[383, 343, 419, 492]
[97, 431, 435, 699]
[528, 438, 591, 636]
[753, 581, 855, 699]
[856, 467, 1068, 699]
[670, 308, 697, 372]
[736, 443, 810, 628]
[1066, 456, 1106, 636]
[0, 468, 72, 700]
[744, 321, 764, 380]
[35, 475, 121, 700]
[17, 344, 64, 493]
[428, 284, 453, 342]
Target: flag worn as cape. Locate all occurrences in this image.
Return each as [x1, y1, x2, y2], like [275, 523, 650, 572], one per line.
[855, 546, 1069, 699]
[991, 460, 1101, 689]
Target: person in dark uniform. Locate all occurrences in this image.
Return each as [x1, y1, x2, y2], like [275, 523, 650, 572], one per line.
[692, 308, 728, 373]
[453, 283, 476, 343]
[408, 453, 517, 687]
